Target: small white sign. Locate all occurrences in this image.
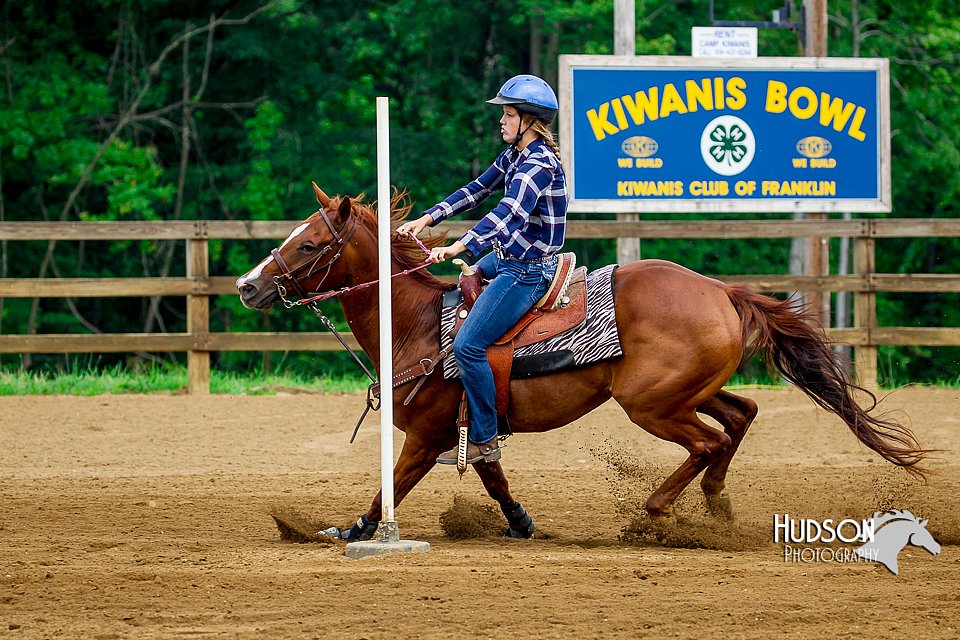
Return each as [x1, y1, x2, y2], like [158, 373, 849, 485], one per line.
[691, 27, 758, 58]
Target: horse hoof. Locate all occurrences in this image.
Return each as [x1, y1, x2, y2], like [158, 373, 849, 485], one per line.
[319, 526, 343, 540]
[340, 514, 379, 541]
[503, 526, 535, 539]
[500, 502, 535, 539]
[647, 512, 678, 527]
[705, 492, 735, 522]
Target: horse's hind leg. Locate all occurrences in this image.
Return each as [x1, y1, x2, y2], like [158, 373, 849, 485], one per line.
[620, 405, 733, 520]
[696, 390, 758, 520]
[473, 460, 536, 538]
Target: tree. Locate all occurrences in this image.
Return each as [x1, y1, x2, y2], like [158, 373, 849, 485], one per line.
[1, 0, 958, 382]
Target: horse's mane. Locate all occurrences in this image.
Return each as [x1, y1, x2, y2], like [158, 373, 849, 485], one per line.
[337, 190, 455, 292]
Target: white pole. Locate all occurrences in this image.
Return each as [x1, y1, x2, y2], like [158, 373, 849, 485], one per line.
[376, 96, 396, 527]
[344, 97, 428, 557]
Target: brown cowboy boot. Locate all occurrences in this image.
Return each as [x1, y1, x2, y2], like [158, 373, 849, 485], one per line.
[436, 437, 501, 466]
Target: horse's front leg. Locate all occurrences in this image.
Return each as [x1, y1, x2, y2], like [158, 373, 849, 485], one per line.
[473, 460, 536, 539]
[340, 434, 442, 541]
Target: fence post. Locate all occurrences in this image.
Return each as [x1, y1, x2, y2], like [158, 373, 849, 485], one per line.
[187, 237, 210, 394]
[853, 230, 878, 388]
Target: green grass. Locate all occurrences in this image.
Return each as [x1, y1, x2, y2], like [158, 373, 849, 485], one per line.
[0, 365, 954, 396]
[0, 365, 369, 396]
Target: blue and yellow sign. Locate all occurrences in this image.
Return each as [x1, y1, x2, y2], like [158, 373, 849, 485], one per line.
[558, 56, 891, 212]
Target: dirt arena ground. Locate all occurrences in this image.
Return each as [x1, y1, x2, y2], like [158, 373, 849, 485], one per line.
[1, 386, 958, 639]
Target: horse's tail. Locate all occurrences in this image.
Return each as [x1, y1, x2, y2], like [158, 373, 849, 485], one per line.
[724, 284, 929, 478]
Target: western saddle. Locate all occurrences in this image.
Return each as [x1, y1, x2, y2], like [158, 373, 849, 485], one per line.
[450, 253, 586, 418]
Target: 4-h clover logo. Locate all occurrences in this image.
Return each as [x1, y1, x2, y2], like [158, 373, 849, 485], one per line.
[700, 115, 756, 176]
[709, 124, 747, 163]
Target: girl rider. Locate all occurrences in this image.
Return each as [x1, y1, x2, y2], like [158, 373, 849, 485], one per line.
[396, 74, 569, 467]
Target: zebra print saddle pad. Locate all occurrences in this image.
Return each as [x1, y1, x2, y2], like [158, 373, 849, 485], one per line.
[439, 264, 623, 380]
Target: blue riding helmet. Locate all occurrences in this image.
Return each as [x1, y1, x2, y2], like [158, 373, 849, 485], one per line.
[487, 74, 559, 125]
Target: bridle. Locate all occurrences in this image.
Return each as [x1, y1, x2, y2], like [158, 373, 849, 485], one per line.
[270, 205, 359, 305]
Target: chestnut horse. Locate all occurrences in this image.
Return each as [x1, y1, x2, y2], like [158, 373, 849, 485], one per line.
[236, 183, 926, 540]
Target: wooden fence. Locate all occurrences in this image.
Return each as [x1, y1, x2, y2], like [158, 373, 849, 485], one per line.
[2, 218, 959, 392]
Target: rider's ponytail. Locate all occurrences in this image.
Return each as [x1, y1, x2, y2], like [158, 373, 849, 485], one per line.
[530, 119, 562, 168]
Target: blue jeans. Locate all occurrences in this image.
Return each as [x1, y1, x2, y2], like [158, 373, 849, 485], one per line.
[453, 252, 557, 444]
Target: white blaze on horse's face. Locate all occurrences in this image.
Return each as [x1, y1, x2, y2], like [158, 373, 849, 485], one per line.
[236, 222, 310, 285]
[279, 222, 312, 250]
[235, 222, 311, 307]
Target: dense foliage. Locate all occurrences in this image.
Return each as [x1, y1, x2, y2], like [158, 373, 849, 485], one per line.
[1, 0, 958, 383]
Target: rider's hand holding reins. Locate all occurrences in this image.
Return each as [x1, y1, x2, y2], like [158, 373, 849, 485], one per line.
[396, 214, 432, 239]
[397, 214, 465, 263]
[429, 242, 466, 264]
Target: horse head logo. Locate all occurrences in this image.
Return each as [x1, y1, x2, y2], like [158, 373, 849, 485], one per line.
[854, 510, 941, 575]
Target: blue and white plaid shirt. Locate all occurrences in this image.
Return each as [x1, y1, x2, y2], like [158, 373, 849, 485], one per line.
[425, 139, 568, 260]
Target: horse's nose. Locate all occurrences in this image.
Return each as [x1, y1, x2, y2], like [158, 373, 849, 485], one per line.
[236, 277, 258, 301]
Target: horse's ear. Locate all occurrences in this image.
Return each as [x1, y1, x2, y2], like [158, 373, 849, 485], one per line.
[336, 196, 352, 223]
[312, 181, 332, 208]
[921, 518, 928, 527]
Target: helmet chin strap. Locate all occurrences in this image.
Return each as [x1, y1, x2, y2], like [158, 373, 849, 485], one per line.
[510, 113, 537, 147]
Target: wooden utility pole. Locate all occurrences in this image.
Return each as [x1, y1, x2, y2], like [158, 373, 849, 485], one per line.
[614, 0, 640, 264]
[804, 0, 829, 56]
[803, 0, 830, 325]
[614, 0, 635, 55]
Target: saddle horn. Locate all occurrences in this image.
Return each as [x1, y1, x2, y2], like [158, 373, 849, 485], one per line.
[453, 259, 482, 310]
[452, 259, 475, 277]
[312, 181, 332, 207]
